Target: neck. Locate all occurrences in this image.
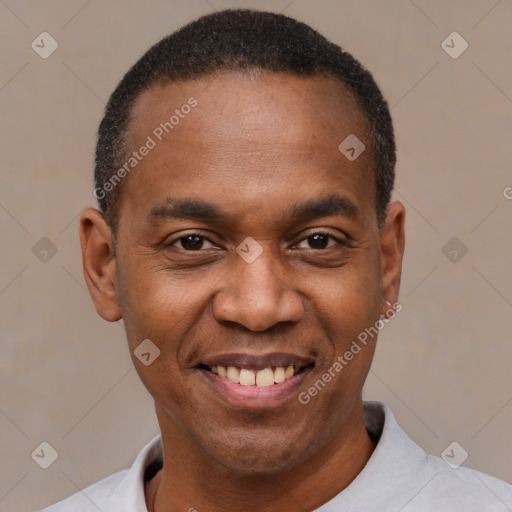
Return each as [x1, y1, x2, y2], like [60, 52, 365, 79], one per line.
[147, 401, 375, 512]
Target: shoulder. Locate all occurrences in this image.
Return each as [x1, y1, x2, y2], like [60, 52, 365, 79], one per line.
[354, 402, 512, 511]
[414, 454, 512, 510]
[39, 470, 128, 511]
[38, 435, 162, 512]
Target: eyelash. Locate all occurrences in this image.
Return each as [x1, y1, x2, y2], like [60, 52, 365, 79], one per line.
[167, 231, 347, 251]
[293, 231, 347, 250]
[169, 232, 216, 250]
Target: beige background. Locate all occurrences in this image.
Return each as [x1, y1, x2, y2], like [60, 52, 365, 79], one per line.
[1, 1, 511, 510]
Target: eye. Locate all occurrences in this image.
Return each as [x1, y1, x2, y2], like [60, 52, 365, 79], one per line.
[172, 234, 215, 251]
[295, 232, 343, 250]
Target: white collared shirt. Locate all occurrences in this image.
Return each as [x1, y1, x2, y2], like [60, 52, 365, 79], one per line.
[40, 401, 512, 511]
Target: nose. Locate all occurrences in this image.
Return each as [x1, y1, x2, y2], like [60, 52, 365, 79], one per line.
[212, 252, 304, 332]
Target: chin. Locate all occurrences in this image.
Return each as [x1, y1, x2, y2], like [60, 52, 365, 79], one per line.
[220, 452, 300, 475]
[205, 430, 310, 475]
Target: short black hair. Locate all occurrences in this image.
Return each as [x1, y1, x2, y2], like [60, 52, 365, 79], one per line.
[94, 9, 396, 235]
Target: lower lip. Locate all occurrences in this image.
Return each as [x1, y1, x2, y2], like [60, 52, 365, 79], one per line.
[199, 367, 313, 409]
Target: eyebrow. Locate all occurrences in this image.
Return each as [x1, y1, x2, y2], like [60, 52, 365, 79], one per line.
[148, 199, 223, 221]
[289, 194, 359, 221]
[147, 194, 359, 223]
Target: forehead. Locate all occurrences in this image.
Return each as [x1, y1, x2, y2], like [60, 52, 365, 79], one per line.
[129, 70, 367, 148]
[119, 71, 374, 226]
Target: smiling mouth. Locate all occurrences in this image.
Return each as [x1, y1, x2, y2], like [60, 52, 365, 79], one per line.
[198, 363, 314, 387]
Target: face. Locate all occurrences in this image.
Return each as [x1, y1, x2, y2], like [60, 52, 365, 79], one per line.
[81, 71, 404, 474]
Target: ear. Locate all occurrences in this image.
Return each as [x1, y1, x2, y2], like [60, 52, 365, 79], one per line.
[379, 201, 405, 316]
[79, 208, 122, 322]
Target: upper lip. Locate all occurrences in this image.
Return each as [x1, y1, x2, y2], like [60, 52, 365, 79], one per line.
[200, 352, 315, 371]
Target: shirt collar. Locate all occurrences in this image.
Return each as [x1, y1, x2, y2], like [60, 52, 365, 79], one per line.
[108, 401, 425, 511]
[317, 401, 429, 511]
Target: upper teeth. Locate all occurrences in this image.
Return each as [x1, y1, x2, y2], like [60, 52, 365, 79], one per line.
[211, 365, 296, 386]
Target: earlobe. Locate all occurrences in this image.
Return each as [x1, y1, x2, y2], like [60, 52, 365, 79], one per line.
[379, 201, 405, 316]
[79, 208, 122, 322]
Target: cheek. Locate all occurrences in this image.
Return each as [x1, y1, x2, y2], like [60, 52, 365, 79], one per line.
[115, 260, 221, 402]
[117, 259, 210, 347]
[320, 260, 382, 392]
[310, 257, 382, 340]
[117, 273, 199, 417]
[302, 270, 380, 419]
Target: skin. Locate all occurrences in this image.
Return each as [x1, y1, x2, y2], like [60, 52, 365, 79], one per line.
[80, 70, 405, 512]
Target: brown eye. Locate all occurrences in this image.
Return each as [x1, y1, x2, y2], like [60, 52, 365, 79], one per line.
[307, 233, 330, 249]
[174, 235, 213, 250]
[295, 232, 340, 250]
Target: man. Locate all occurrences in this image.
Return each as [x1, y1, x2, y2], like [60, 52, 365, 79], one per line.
[42, 9, 512, 512]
